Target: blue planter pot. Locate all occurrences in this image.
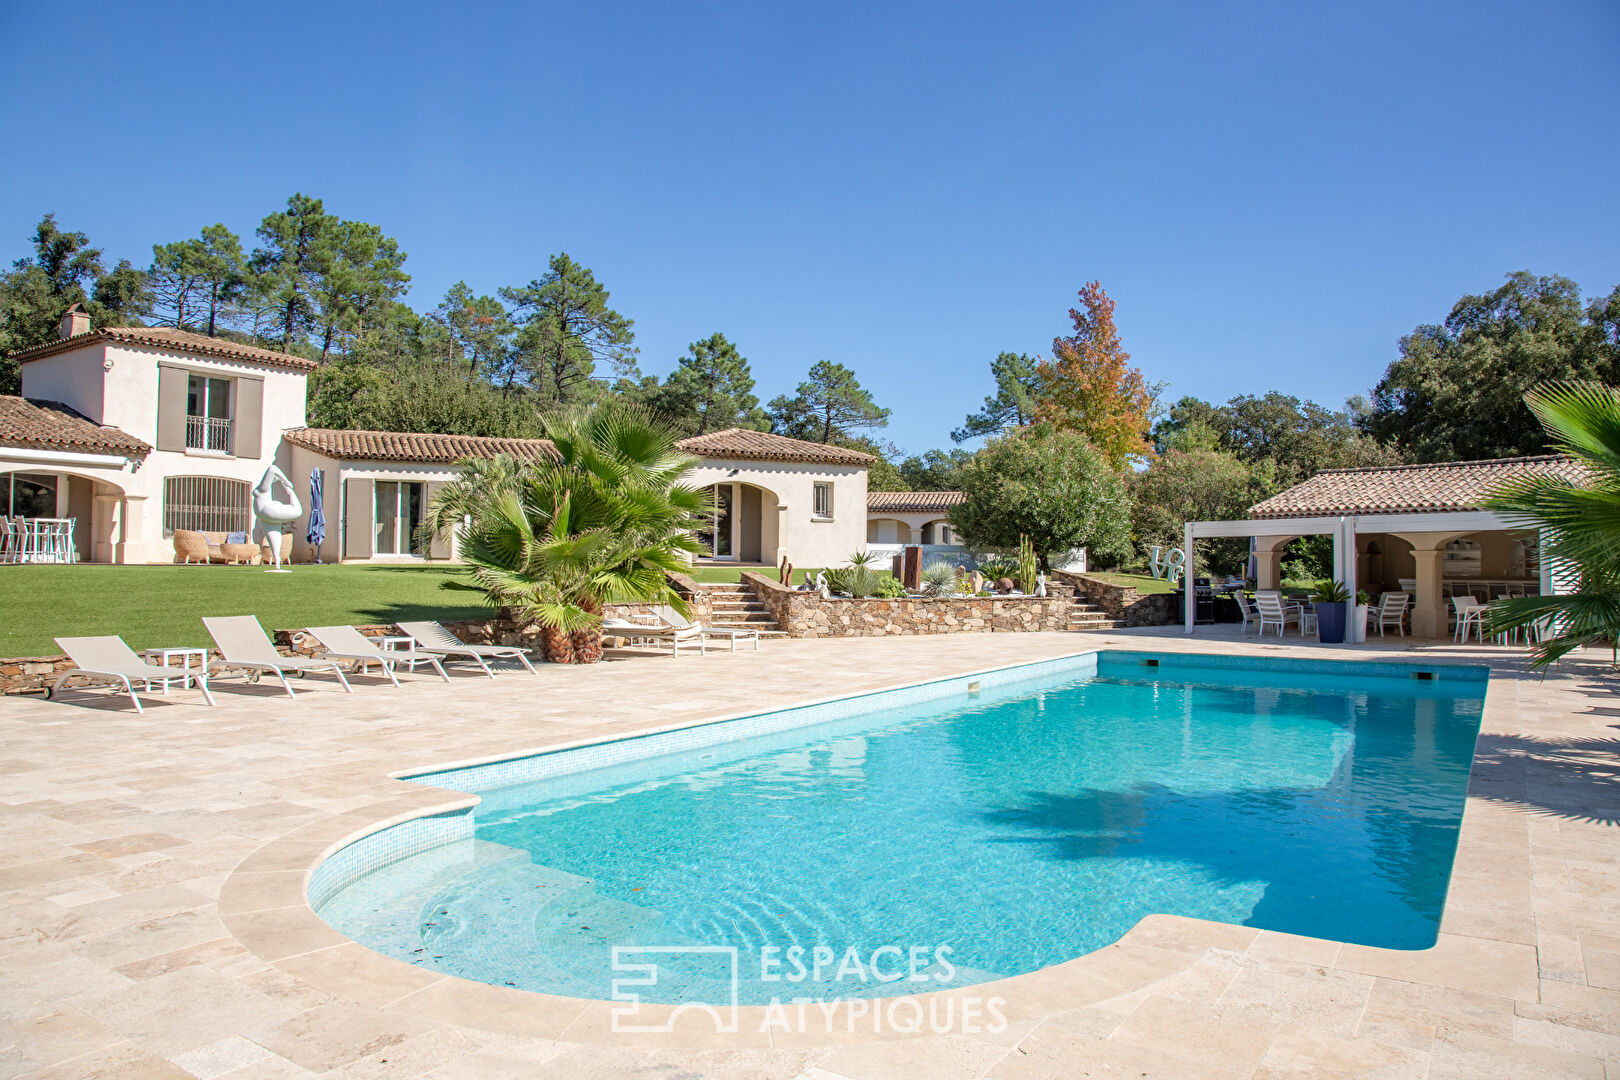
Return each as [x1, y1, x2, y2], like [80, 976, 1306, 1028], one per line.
[1316, 601, 1347, 644]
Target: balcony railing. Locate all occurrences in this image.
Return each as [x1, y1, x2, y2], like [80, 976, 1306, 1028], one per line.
[185, 414, 234, 454]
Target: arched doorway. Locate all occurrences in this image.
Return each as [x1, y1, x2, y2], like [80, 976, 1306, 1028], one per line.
[1, 468, 129, 563]
[698, 481, 779, 564]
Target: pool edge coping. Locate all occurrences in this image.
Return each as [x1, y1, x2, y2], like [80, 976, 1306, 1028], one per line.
[218, 644, 1513, 1049]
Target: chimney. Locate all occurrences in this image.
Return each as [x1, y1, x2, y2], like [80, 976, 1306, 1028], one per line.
[58, 304, 90, 340]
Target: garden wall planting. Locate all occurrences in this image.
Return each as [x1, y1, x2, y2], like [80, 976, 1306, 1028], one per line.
[741, 572, 1074, 638]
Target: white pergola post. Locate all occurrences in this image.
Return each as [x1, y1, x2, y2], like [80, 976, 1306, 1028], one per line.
[1183, 521, 1196, 634]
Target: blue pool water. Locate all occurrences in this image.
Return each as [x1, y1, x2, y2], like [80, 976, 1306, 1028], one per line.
[316, 652, 1486, 1003]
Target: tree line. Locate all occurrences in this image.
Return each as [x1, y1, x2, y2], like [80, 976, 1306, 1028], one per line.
[0, 200, 896, 460]
[1, 201, 1614, 574]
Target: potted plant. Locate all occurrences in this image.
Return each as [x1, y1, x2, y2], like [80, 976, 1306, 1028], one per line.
[1353, 589, 1371, 642]
[1312, 579, 1351, 643]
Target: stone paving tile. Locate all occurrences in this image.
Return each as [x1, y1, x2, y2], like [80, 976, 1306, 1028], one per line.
[0, 627, 1616, 1078]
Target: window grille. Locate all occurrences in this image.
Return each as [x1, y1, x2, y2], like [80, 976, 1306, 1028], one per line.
[163, 476, 251, 536]
[813, 482, 833, 518]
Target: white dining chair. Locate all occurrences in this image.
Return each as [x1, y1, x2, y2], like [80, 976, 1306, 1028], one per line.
[1451, 595, 1485, 643]
[1375, 592, 1410, 637]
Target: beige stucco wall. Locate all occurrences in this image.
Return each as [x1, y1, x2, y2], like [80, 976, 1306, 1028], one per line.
[683, 458, 867, 568]
[19, 341, 310, 563]
[280, 442, 464, 564]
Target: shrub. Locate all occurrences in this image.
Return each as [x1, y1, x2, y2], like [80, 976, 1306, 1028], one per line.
[920, 560, 960, 598]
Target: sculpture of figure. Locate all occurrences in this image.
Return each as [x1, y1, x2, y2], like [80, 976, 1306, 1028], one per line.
[1036, 572, 1047, 597]
[813, 570, 830, 598]
[253, 465, 303, 572]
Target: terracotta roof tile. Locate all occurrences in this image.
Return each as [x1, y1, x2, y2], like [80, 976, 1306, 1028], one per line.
[8, 326, 319, 372]
[1249, 455, 1589, 518]
[866, 490, 964, 512]
[282, 428, 557, 464]
[676, 428, 876, 466]
[0, 396, 151, 458]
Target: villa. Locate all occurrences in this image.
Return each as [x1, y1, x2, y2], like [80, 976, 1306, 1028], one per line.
[0, 311, 890, 568]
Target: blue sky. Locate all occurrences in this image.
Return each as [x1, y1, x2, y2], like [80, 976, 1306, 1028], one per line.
[2, 2, 1616, 453]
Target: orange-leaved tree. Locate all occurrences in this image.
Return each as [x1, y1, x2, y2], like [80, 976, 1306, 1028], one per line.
[1034, 281, 1157, 470]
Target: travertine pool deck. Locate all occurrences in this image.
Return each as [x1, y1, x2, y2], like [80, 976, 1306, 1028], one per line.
[1, 627, 1617, 1079]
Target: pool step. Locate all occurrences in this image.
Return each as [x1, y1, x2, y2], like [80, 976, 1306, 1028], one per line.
[417, 858, 688, 997]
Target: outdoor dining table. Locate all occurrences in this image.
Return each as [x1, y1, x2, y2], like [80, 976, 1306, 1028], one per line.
[4, 518, 77, 563]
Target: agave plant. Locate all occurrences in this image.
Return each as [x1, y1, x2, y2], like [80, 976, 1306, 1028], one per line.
[919, 560, 960, 598]
[1484, 382, 1620, 667]
[825, 550, 885, 598]
[426, 404, 711, 663]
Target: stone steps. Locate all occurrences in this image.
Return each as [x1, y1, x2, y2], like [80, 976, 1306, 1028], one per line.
[698, 582, 785, 634]
[1068, 593, 1122, 632]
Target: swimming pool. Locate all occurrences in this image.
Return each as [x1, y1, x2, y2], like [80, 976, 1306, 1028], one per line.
[314, 650, 1486, 1004]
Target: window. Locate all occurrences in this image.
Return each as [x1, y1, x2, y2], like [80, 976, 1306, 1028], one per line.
[185, 374, 233, 454]
[4, 473, 58, 517]
[374, 481, 427, 555]
[163, 476, 251, 536]
[813, 482, 833, 519]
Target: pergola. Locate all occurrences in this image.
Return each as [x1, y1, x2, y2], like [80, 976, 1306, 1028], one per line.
[1177, 456, 1583, 638]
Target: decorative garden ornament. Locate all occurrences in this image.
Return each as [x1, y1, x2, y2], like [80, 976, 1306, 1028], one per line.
[253, 465, 303, 573]
[1036, 572, 1047, 597]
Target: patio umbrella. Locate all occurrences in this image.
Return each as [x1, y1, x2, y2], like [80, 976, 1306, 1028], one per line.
[1245, 536, 1258, 583]
[306, 468, 326, 563]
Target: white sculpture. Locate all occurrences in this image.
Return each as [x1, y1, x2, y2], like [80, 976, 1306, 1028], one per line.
[252, 465, 303, 573]
[814, 570, 830, 598]
[1036, 572, 1047, 597]
[1149, 545, 1187, 585]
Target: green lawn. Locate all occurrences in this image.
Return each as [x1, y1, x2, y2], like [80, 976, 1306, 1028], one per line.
[686, 565, 828, 584]
[1084, 571, 1177, 595]
[0, 564, 496, 658]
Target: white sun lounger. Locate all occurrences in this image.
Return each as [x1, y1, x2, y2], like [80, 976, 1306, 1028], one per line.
[652, 605, 762, 652]
[302, 625, 449, 686]
[50, 636, 217, 713]
[395, 621, 538, 677]
[203, 616, 353, 697]
[602, 615, 708, 656]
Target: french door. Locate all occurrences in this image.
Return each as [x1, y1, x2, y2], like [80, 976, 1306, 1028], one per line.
[374, 481, 426, 556]
[700, 483, 737, 559]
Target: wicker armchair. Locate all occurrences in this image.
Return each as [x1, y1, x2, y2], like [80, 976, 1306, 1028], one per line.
[173, 530, 212, 564]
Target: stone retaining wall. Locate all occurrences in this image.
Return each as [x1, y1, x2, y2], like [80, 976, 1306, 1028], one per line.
[741, 572, 1074, 637]
[1, 573, 711, 693]
[1052, 570, 1178, 627]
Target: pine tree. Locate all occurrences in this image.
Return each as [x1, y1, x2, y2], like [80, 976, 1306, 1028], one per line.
[250, 193, 338, 353]
[500, 253, 637, 405]
[767, 360, 890, 444]
[651, 332, 765, 435]
[952, 351, 1041, 442]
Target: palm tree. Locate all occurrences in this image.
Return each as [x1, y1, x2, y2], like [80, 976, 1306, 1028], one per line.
[424, 404, 711, 663]
[1485, 382, 1620, 666]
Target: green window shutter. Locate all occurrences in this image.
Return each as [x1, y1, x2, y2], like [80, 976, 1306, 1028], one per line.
[425, 482, 452, 558]
[232, 377, 263, 459]
[343, 477, 374, 559]
[155, 365, 188, 451]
